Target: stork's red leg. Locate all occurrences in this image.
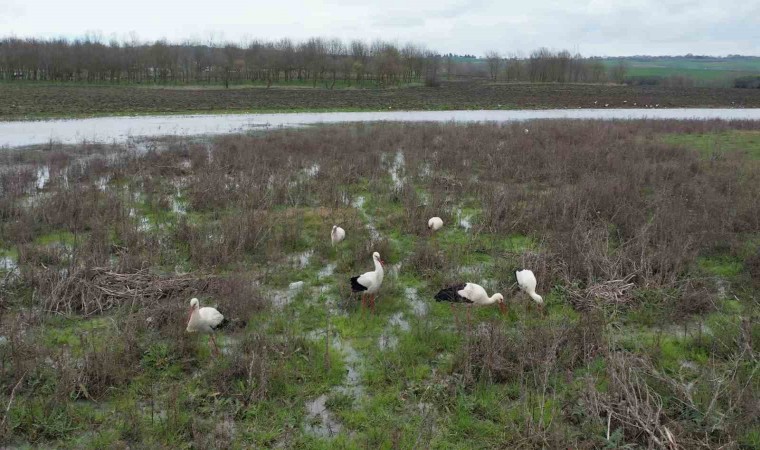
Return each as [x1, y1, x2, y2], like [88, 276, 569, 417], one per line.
[210, 335, 220, 356]
[451, 303, 459, 327]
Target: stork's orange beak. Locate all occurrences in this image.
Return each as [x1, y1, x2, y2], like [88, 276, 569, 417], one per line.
[380, 259, 385, 267]
[187, 307, 194, 324]
[498, 302, 507, 315]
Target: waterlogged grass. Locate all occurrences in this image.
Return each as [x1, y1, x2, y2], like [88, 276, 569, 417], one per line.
[2, 122, 759, 448]
[662, 130, 760, 159]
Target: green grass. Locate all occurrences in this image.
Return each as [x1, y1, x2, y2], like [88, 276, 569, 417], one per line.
[602, 56, 760, 86]
[698, 255, 744, 278]
[34, 231, 78, 247]
[3, 125, 759, 448]
[625, 67, 755, 83]
[661, 130, 760, 159]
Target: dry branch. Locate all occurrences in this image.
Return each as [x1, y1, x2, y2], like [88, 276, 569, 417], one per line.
[43, 266, 213, 316]
[585, 351, 679, 449]
[567, 274, 636, 311]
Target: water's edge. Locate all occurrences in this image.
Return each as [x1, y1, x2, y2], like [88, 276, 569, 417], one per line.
[3, 109, 760, 148]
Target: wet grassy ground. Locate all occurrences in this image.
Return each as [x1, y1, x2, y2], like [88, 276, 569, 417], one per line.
[3, 81, 760, 120]
[0, 121, 758, 448]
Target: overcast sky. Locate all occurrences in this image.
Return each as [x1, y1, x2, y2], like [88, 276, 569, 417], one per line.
[2, 0, 759, 56]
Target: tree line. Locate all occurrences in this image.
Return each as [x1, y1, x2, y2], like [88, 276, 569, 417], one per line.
[0, 36, 627, 86]
[0, 37, 444, 87]
[485, 48, 625, 83]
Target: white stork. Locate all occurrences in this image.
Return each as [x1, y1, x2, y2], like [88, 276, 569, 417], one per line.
[435, 282, 506, 323]
[350, 252, 385, 313]
[331, 225, 346, 246]
[186, 298, 228, 355]
[427, 217, 443, 232]
[515, 269, 544, 311]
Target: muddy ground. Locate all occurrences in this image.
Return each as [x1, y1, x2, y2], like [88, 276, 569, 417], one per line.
[2, 81, 760, 120]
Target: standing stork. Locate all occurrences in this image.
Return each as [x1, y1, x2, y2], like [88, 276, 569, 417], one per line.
[515, 269, 544, 311]
[427, 217, 443, 232]
[350, 252, 385, 314]
[331, 225, 346, 246]
[186, 298, 228, 356]
[435, 282, 506, 323]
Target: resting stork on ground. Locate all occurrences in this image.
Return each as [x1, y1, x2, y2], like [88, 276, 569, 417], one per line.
[435, 282, 506, 323]
[427, 217, 443, 232]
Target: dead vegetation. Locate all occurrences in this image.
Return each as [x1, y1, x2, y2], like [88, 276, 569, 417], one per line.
[0, 120, 758, 447]
[40, 267, 211, 316]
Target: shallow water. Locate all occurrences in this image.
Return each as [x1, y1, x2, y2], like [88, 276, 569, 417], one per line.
[0, 256, 17, 271]
[318, 263, 337, 278]
[405, 287, 428, 317]
[352, 195, 381, 241]
[4, 109, 760, 148]
[271, 281, 305, 309]
[304, 394, 342, 437]
[291, 250, 313, 268]
[388, 150, 406, 191]
[35, 166, 50, 189]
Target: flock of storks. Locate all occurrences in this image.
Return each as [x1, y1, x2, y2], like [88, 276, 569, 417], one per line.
[187, 217, 544, 355]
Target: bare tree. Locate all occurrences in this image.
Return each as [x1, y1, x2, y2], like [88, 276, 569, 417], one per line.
[484, 50, 501, 81]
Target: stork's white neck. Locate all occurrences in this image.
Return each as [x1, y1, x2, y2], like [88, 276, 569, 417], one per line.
[485, 294, 501, 305]
[372, 258, 384, 287]
[528, 291, 543, 304]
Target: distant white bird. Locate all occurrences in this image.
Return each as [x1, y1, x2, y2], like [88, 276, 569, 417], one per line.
[186, 298, 228, 355]
[350, 252, 385, 313]
[523, 128, 530, 134]
[515, 269, 544, 310]
[435, 282, 506, 321]
[331, 225, 346, 246]
[427, 217, 443, 232]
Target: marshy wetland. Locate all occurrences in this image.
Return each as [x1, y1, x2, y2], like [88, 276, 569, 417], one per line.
[0, 120, 759, 448]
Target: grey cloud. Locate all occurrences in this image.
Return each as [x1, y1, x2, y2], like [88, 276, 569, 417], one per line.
[371, 15, 426, 28]
[3, 0, 759, 56]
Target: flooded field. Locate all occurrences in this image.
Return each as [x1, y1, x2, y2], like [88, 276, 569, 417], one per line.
[1, 121, 758, 448]
[4, 108, 760, 147]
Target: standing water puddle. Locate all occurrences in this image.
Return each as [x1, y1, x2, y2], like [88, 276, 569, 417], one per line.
[352, 195, 381, 241]
[5, 109, 760, 148]
[318, 263, 337, 278]
[304, 163, 320, 178]
[1, 257, 17, 271]
[387, 150, 406, 191]
[405, 287, 428, 317]
[290, 250, 314, 268]
[304, 394, 342, 437]
[303, 334, 363, 437]
[456, 208, 473, 231]
[35, 166, 50, 190]
[272, 281, 305, 309]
